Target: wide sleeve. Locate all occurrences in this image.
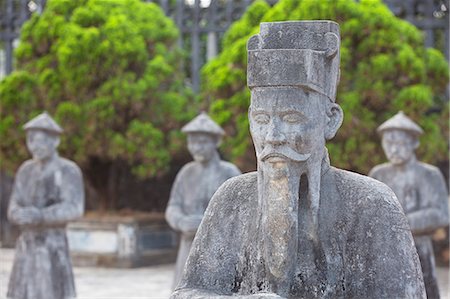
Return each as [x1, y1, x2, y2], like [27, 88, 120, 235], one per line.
[171, 177, 245, 298]
[40, 163, 84, 225]
[408, 167, 449, 235]
[345, 185, 426, 299]
[7, 164, 28, 225]
[165, 168, 188, 231]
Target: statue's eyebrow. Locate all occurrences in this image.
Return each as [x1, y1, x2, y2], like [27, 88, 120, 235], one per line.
[278, 109, 307, 118]
[278, 109, 305, 115]
[250, 109, 269, 114]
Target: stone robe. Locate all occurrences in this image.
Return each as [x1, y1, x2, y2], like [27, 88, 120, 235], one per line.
[370, 161, 449, 298]
[166, 159, 240, 289]
[7, 157, 84, 299]
[171, 163, 425, 298]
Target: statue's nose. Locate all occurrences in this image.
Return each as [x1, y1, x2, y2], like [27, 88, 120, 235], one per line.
[391, 145, 399, 154]
[266, 120, 286, 145]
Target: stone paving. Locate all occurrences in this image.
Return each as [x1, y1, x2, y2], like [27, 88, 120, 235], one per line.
[0, 248, 448, 298]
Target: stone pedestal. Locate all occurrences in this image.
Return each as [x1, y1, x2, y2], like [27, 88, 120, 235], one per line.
[67, 213, 178, 268]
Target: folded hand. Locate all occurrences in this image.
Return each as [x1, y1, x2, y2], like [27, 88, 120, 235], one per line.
[13, 207, 43, 226]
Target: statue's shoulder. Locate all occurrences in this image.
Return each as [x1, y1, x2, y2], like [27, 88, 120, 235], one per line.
[218, 171, 257, 189]
[209, 172, 257, 208]
[16, 159, 35, 175]
[177, 161, 197, 173]
[172, 162, 198, 180]
[331, 167, 409, 233]
[57, 157, 83, 177]
[331, 167, 399, 209]
[415, 161, 442, 177]
[218, 160, 241, 176]
[368, 162, 391, 178]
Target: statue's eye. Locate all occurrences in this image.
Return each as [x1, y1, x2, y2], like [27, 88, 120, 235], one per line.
[252, 113, 270, 124]
[282, 113, 304, 123]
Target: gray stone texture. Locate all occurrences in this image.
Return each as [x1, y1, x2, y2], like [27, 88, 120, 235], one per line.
[165, 112, 241, 290]
[171, 21, 425, 298]
[369, 111, 449, 299]
[7, 112, 84, 299]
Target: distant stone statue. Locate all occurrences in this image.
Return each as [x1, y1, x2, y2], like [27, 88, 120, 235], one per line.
[165, 112, 241, 290]
[171, 21, 425, 299]
[369, 111, 449, 299]
[7, 112, 85, 299]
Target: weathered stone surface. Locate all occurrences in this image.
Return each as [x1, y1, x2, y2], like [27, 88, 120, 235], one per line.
[165, 112, 240, 289]
[171, 21, 425, 299]
[369, 111, 449, 299]
[7, 112, 84, 299]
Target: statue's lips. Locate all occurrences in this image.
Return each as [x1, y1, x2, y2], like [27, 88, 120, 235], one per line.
[261, 153, 289, 163]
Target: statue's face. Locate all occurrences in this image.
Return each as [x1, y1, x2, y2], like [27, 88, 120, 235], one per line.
[26, 129, 59, 161]
[187, 132, 218, 163]
[382, 130, 417, 165]
[249, 87, 328, 167]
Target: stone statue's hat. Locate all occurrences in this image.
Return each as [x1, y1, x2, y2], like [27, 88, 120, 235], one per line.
[247, 21, 340, 102]
[23, 112, 63, 134]
[181, 112, 225, 136]
[377, 111, 423, 137]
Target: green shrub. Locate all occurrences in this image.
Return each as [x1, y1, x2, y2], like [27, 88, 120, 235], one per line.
[202, 0, 449, 173]
[0, 0, 197, 210]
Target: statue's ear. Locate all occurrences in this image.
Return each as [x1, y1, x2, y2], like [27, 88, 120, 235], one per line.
[52, 135, 61, 149]
[325, 103, 343, 140]
[215, 135, 223, 147]
[412, 138, 420, 150]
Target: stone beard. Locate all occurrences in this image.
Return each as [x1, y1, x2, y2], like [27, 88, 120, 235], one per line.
[250, 86, 334, 295]
[258, 159, 324, 294]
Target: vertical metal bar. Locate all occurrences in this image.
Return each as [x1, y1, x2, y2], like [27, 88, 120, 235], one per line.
[38, 0, 47, 14]
[19, 0, 29, 25]
[404, 0, 415, 22]
[5, 41, 13, 75]
[424, 29, 434, 48]
[5, 0, 14, 75]
[191, 0, 200, 92]
[424, 0, 435, 48]
[176, 0, 184, 49]
[207, 32, 217, 61]
[445, 27, 449, 60]
[207, 0, 218, 60]
[225, 0, 233, 27]
[160, 0, 169, 16]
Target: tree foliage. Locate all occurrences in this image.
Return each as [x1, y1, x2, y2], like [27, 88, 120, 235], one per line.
[0, 0, 197, 210]
[202, 0, 449, 173]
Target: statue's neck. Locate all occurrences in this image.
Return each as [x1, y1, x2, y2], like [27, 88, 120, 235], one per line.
[391, 155, 417, 171]
[35, 152, 59, 169]
[199, 151, 220, 168]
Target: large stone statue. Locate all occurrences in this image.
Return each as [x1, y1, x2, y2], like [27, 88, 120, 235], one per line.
[7, 112, 85, 299]
[171, 21, 425, 299]
[369, 111, 449, 299]
[165, 112, 241, 289]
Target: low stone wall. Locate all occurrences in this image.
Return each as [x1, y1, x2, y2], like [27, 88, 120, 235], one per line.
[67, 213, 178, 268]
